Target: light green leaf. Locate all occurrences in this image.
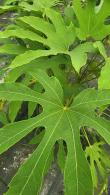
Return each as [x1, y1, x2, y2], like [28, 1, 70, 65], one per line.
[0, 111, 8, 125]
[0, 5, 16, 13]
[98, 58, 110, 89]
[0, 44, 27, 55]
[4, 0, 17, 5]
[19, 8, 76, 52]
[34, 0, 62, 9]
[0, 27, 46, 44]
[85, 142, 110, 187]
[10, 50, 56, 68]
[93, 41, 107, 59]
[0, 8, 76, 68]
[69, 42, 95, 72]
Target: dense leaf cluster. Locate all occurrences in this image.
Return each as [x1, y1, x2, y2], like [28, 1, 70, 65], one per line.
[0, 0, 110, 194]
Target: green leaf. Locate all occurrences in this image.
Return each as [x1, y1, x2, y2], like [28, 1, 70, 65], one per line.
[0, 70, 92, 194]
[69, 42, 95, 72]
[29, 130, 45, 145]
[9, 101, 22, 122]
[4, 0, 16, 4]
[34, 0, 62, 9]
[19, 8, 76, 52]
[93, 41, 107, 59]
[1, 70, 110, 194]
[28, 83, 42, 118]
[0, 111, 8, 125]
[98, 58, 110, 89]
[0, 44, 27, 55]
[57, 140, 66, 173]
[0, 27, 46, 44]
[73, 0, 110, 39]
[85, 142, 110, 187]
[10, 50, 57, 68]
[0, 8, 76, 68]
[6, 55, 73, 98]
[28, 102, 37, 118]
[0, 82, 43, 103]
[6, 56, 67, 81]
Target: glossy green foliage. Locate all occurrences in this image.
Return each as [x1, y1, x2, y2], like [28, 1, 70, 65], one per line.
[0, 0, 110, 194]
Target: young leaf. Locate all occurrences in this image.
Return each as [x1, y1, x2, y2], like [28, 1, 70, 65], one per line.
[70, 42, 95, 72]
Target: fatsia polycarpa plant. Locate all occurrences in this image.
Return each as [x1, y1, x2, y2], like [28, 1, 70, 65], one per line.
[1, 0, 110, 194]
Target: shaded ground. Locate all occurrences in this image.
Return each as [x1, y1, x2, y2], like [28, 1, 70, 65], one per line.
[0, 143, 36, 194]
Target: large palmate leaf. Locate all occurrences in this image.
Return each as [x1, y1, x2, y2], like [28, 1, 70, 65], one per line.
[0, 7, 96, 72]
[0, 70, 110, 194]
[73, 0, 110, 39]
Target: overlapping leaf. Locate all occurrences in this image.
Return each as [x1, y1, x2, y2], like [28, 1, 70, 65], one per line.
[0, 7, 101, 72]
[0, 8, 76, 68]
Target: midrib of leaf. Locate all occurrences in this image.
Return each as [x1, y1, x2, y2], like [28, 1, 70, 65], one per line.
[13, 110, 64, 195]
[87, 13, 92, 35]
[66, 112, 78, 195]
